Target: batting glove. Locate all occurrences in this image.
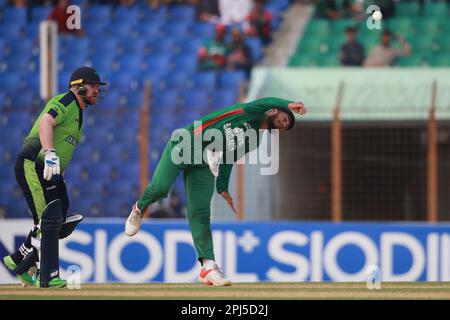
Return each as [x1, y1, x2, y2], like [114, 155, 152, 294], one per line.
[42, 149, 60, 181]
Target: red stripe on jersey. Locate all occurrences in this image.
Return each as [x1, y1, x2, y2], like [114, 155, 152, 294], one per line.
[194, 108, 244, 136]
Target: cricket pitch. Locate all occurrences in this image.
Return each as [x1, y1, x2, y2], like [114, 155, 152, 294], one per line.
[0, 282, 449, 300]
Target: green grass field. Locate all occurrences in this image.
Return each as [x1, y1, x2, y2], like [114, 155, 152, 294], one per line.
[1, 282, 450, 300]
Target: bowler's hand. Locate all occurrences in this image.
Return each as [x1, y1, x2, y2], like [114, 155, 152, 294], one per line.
[288, 102, 307, 115]
[220, 191, 238, 215]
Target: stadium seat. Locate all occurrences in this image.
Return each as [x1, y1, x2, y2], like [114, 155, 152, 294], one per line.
[154, 90, 180, 112]
[121, 91, 142, 110]
[288, 53, 320, 67]
[418, 18, 443, 34]
[118, 38, 148, 56]
[8, 39, 34, 56]
[173, 54, 198, 74]
[93, 38, 120, 56]
[396, 2, 420, 17]
[332, 19, 358, 36]
[10, 92, 38, 110]
[219, 71, 246, 90]
[3, 7, 27, 25]
[320, 54, 340, 67]
[114, 54, 144, 75]
[114, 6, 140, 22]
[176, 38, 202, 56]
[0, 74, 22, 92]
[163, 72, 190, 91]
[424, 2, 448, 17]
[64, 38, 91, 56]
[60, 54, 89, 74]
[396, 55, 425, 67]
[169, 5, 196, 23]
[191, 72, 217, 91]
[83, 21, 107, 37]
[139, 22, 163, 39]
[86, 5, 112, 22]
[146, 54, 172, 73]
[410, 38, 434, 54]
[191, 23, 215, 40]
[304, 19, 330, 37]
[428, 54, 450, 67]
[212, 89, 237, 109]
[102, 198, 130, 218]
[142, 5, 168, 23]
[148, 37, 175, 55]
[164, 23, 192, 40]
[182, 90, 210, 110]
[0, 25, 23, 40]
[31, 6, 52, 22]
[108, 21, 137, 39]
[245, 37, 264, 61]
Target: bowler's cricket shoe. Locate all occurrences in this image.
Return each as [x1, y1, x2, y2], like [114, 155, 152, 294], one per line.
[198, 265, 231, 286]
[3, 255, 34, 286]
[125, 202, 142, 236]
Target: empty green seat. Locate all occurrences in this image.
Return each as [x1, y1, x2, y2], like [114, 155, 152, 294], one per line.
[332, 19, 358, 35]
[304, 19, 331, 37]
[327, 34, 347, 52]
[396, 2, 421, 17]
[320, 54, 341, 67]
[424, 2, 448, 17]
[388, 18, 414, 33]
[297, 37, 329, 55]
[436, 35, 450, 52]
[289, 53, 320, 67]
[428, 54, 450, 67]
[395, 55, 425, 67]
[410, 37, 434, 54]
[417, 18, 444, 34]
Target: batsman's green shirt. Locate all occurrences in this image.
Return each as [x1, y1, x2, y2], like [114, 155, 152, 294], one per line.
[174, 97, 292, 193]
[20, 91, 83, 172]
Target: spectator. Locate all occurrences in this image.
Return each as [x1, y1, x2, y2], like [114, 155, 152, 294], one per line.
[316, 0, 341, 20]
[339, 26, 365, 66]
[198, 23, 228, 70]
[194, 0, 220, 23]
[364, 30, 411, 67]
[227, 27, 252, 76]
[218, 0, 252, 25]
[48, 0, 82, 35]
[11, 0, 27, 7]
[245, 0, 272, 44]
[341, 0, 363, 20]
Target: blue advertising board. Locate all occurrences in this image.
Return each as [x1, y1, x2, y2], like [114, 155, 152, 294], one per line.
[1, 220, 449, 283]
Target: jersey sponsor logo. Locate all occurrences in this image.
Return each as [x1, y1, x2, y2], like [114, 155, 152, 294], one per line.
[224, 123, 244, 152]
[65, 135, 78, 146]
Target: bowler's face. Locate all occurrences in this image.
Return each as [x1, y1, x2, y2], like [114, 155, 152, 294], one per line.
[273, 112, 290, 132]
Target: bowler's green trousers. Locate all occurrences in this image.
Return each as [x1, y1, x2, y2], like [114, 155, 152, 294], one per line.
[137, 141, 215, 262]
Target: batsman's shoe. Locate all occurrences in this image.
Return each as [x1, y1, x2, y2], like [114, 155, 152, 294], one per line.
[125, 202, 142, 236]
[33, 274, 67, 288]
[198, 264, 231, 286]
[3, 255, 34, 286]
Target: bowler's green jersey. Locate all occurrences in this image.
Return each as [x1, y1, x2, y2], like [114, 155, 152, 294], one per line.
[179, 97, 292, 193]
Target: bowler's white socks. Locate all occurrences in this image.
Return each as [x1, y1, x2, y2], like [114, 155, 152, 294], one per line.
[202, 259, 215, 270]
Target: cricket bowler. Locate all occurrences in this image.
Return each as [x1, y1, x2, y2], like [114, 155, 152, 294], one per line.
[2, 67, 107, 287]
[125, 97, 306, 286]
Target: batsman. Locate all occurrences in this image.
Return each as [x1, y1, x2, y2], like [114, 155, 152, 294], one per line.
[2, 67, 107, 288]
[125, 97, 306, 286]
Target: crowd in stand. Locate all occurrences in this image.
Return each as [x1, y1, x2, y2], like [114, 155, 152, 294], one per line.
[316, 0, 412, 66]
